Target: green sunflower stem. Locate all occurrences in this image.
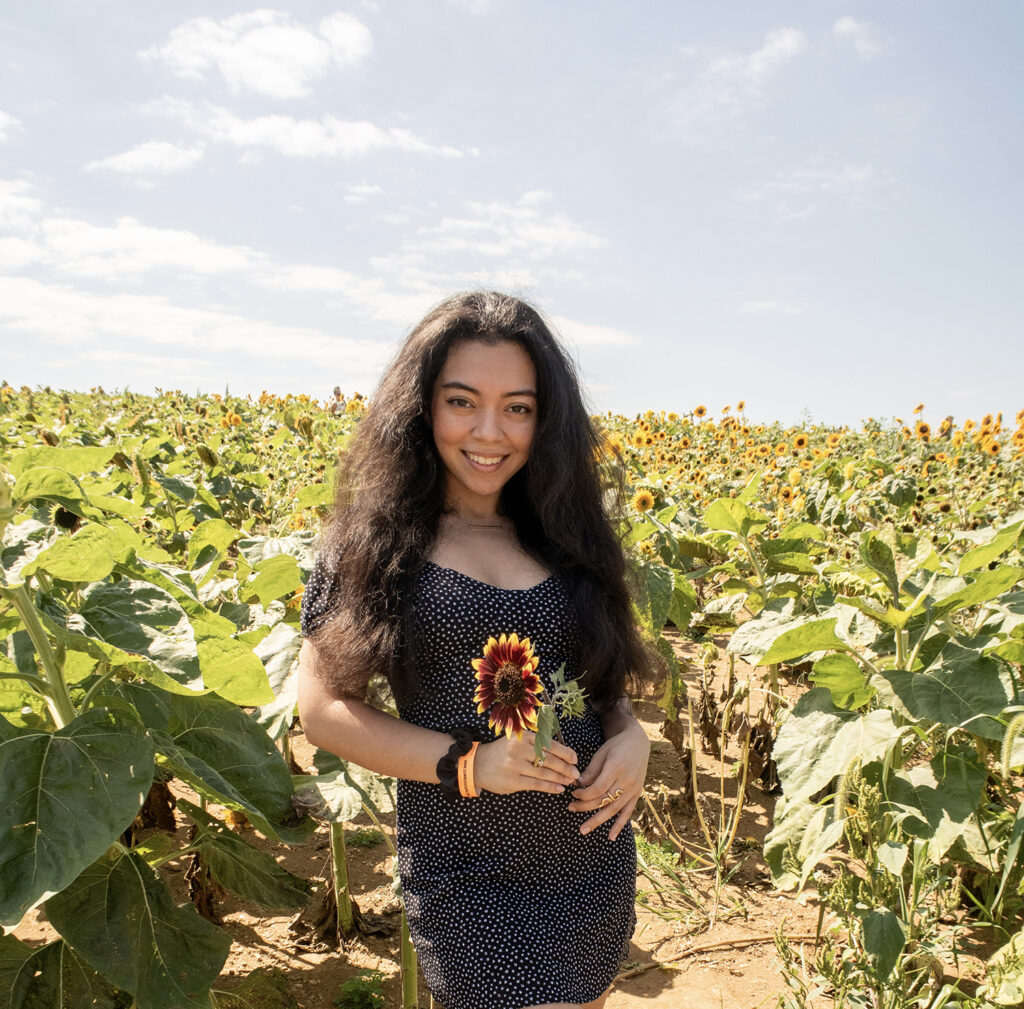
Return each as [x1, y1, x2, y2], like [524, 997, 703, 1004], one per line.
[400, 907, 418, 1008]
[329, 821, 355, 940]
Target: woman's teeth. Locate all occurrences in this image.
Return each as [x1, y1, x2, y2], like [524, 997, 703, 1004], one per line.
[466, 452, 503, 465]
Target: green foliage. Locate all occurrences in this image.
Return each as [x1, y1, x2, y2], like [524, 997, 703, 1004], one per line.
[333, 969, 387, 1009]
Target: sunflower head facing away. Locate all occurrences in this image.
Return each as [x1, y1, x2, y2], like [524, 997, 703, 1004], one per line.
[472, 633, 543, 738]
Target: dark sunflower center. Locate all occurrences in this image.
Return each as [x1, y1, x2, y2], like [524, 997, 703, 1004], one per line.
[492, 662, 527, 706]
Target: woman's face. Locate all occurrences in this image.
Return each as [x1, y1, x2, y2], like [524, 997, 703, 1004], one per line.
[429, 339, 538, 515]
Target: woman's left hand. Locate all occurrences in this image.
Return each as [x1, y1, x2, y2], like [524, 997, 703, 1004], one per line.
[568, 719, 650, 840]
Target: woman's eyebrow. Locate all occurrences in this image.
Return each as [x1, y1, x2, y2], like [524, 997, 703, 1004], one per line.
[441, 381, 537, 398]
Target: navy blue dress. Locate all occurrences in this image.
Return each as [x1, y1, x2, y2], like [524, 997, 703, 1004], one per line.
[302, 559, 636, 1009]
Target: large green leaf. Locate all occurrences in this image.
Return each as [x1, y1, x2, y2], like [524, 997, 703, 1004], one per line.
[175, 800, 311, 910]
[887, 745, 987, 861]
[187, 518, 239, 568]
[764, 797, 846, 891]
[858, 530, 900, 600]
[667, 577, 696, 632]
[861, 908, 906, 981]
[194, 627, 273, 706]
[728, 614, 848, 666]
[11, 468, 94, 518]
[958, 519, 1024, 575]
[114, 682, 311, 843]
[878, 643, 1011, 739]
[253, 623, 303, 742]
[810, 653, 875, 709]
[248, 554, 303, 609]
[46, 848, 230, 1009]
[0, 934, 99, 1009]
[4, 445, 120, 480]
[703, 498, 769, 538]
[932, 565, 1022, 617]
[773, 688, 902, 808]
[300, 749, 396, 822]
[635, 562, 674, 633]
[22, 525, 122, 583]
[0, 710, 154, 928]
[75, 579, 202, 688]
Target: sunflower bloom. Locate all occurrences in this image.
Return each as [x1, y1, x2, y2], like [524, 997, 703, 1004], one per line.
[916, 421, 930, 439]
[632, 489, 656, 513]
[472, 633, 543, 738]
[793, 434, 808, 450]
[694, 405, 707, 418]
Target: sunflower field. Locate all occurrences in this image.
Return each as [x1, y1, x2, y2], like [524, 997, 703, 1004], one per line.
[1, 383, 1023, 1008]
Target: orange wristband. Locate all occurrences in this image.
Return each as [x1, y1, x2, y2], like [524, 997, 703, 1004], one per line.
[457, 741, 480, 797]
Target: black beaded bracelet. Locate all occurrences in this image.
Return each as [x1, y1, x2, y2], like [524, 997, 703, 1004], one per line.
[436, 728, 476, 799]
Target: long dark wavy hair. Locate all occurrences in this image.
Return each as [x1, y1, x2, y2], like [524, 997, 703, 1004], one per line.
[310, 291, 655, 712]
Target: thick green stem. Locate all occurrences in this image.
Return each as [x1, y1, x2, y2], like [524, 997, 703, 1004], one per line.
[5, 583, 75, 727]
[330, 820, 355, 939]
[400, 908, 418, 1009]
[740, 534, 768, 610]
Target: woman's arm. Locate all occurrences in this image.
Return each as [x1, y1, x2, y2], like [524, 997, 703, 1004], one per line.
[568, 696, 650, 840]
[296, 640, 580, 794]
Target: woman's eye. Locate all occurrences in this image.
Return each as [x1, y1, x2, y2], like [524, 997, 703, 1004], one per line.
[448, 397, 472, 408]
[508, 404, 532, 415]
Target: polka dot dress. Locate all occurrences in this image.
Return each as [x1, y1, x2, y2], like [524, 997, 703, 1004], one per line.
[302, 560, 636, 1009]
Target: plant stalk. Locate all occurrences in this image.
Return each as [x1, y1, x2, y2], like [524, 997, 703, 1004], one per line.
[330, 820, 355, 939]
[5, 583, 75, 727]
[400, 908, 418, 1008]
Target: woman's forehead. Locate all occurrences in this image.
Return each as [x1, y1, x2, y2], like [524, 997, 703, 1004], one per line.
[436, 339, 536, 389]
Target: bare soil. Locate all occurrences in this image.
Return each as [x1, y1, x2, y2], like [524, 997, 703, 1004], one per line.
[16, 634, 829, 1008]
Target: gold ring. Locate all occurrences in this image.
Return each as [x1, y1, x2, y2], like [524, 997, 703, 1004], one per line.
[532, 756, 545, 768]
[598, 795, 613, 808]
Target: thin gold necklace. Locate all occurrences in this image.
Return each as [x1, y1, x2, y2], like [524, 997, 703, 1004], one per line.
[443, 513, 511, 531]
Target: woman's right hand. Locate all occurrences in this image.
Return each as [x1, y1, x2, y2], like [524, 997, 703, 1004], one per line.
[473, 731, 580, 795]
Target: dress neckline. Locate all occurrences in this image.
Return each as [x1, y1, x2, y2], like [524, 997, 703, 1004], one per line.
[423, 560, 555, 594]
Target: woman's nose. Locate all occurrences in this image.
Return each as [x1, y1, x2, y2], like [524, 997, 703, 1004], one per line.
[473, 409, 502, 440]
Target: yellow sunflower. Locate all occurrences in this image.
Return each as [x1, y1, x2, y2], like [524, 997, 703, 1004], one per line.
[472, 633, 543, 738]
[793, 434, 808, 450]
[632, 489, 656, 513]
[694, 405, 707, 418]
[916, 421, 930, 439]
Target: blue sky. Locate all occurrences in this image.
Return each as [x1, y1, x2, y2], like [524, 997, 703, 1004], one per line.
[1, 2, 1021, 426]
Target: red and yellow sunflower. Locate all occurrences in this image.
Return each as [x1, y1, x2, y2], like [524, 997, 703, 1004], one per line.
[472, 633, 543, 738]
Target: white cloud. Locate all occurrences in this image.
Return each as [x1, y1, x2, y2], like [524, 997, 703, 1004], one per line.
[833, 17, 881, 60]
[345, 183, 383, 203]
[550, 314, 636, 347]
[0, 178, 622, 376]
[0, 109, 21, 142]
[0, 276, 390, 378]
[394, 190, 606, 261]
[672, 28, 806, 135]
[762, 163, 877, 196]
[740, 160, 884, 220]
[140, 10, 372, 98]
[85, 140, 205, 177]
[41, 216, 265, 279]
[0, 179, 44, 229]
[147, 97, 464, 160]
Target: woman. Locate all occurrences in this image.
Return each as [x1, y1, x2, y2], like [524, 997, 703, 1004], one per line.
[298, 291, 655, 1009]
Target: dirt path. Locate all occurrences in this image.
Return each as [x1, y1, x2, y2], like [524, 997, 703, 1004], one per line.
[16, 634, 826, 1007]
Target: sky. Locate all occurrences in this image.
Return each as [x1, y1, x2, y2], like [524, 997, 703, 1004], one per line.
[1, 1, 1022, 427]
